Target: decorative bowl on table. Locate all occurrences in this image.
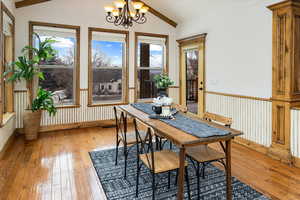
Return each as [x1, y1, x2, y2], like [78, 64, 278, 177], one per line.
[151, 97, 175, 119]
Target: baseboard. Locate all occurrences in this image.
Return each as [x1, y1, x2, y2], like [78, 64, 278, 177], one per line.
[233, 136, 269, 155]
[0, 129, 17, 160]
[17, 119, 117, 134]
[293, 156, 300, 168]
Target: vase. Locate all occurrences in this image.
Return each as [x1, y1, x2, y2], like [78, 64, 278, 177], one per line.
[157, 88, 168, 97]
[23, 110, 42, 140]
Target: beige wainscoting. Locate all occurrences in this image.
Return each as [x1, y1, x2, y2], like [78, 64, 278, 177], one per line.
[205, 92, 272, 147]
[291, 108, 300, 166]
[14, 87, 180, 130]
[14, 90, 115, 129]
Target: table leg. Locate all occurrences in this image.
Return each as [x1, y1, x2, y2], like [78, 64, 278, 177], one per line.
[177, 147, 186, 200]
[225, 140, 232, 200]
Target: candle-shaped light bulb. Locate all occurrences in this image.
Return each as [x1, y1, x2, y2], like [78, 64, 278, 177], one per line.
[114, 0, 126, 9]
[140, 6, 149, 13]
[132, 1, 144, 10]
[112, 9, 120, 16]
[104, 5, 114, 13]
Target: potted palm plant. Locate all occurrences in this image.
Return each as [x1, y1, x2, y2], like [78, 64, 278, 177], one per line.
[153, 73, 174, 97]
[4, 33, 57, 140]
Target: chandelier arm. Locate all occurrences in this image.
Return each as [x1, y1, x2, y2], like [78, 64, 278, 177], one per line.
[136, 16, 147, 24]
[115, 3, 125, 26]
[106, 14, 116, 23]
[132, 12, 141, 22]
[114, 16, 122, 26]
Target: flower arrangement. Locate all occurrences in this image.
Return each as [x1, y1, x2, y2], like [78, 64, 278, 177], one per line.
[153, 74, 174, 89]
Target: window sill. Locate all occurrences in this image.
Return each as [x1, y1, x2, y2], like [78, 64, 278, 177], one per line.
[1, 112, 15, 127]
[87, 102, 128, 107]
[55, 104, 81, 109]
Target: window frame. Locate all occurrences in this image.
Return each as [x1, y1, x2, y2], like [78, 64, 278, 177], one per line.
[134, 32, 169, 102]
[87, 27, 129, 107]
[29, 21, 81, 108]
[0, 2, 15, 126]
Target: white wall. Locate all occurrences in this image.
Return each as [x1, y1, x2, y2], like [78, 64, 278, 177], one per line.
[15, 0, 178, 91]
[0, 0, 16, 152]
[12, 0, 179, 129]
[177, 0, 282, 98]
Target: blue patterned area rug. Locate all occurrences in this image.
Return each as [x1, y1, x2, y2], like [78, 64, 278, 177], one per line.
[89, 146, 269, 200]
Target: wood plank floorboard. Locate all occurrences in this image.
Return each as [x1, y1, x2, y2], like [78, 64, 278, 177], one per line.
[0, 127, 300, 200]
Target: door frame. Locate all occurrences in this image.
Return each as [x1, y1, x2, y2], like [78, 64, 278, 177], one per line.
[177, 33, 206, 117]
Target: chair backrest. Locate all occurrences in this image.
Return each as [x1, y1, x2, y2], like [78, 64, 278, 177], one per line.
[113, 106, 128, 141]
[133, 118, 155, 171]
[203, 112, 232, 127]
[172, 103, 188, 113]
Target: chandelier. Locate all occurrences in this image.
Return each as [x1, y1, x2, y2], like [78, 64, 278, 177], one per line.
[104, 0, 149, 28]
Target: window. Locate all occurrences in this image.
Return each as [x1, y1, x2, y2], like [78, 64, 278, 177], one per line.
[88, 28, 128, 105]
[135, 33, 168, 100]
[1, 2, 15, 124]
[30, 22, 80, 107]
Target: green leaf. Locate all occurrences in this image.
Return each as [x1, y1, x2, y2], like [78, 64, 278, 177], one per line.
[38, 72, 45, 80]
[31, 88, 57, 116]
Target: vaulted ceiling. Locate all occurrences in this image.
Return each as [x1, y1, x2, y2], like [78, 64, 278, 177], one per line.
[14, 0, 266, 28]
[14, 0, 180, 27]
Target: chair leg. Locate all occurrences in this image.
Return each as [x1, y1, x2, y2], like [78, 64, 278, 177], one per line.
[175, 168, 178, 185]
[155, 136, 159, 150]
[201, 163, 206, 179]
[152, 171, 156, 200]
[169, 142, 172, 150]
[115, 140, 120, 166]
[159, 138, 163, 150]
[185, 167, 191, 200]
[197, 162, 200, 200]
[124, 144, 128, 179]
[136, 163, 140, 197]
[168, 171, 171, 189]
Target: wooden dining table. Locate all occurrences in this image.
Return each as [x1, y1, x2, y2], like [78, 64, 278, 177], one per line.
[118, 104, 243, 200]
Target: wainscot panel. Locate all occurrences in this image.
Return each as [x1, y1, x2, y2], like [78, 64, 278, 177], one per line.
[291, 109, 300, 159]
[14, 90, 114, 128]
[206, 93, 272, 147]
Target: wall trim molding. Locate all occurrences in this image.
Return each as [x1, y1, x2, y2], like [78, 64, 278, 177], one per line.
[169, 86, 179, 89]
[17, 119, 116, 134]
[293, 156, 300, 168]
[0, 129, 17, 160]
[233, 136, 269, 155]
[206, 91, 272, 102]
[14, 90, 27, 93]
[234, 135, 300, 169]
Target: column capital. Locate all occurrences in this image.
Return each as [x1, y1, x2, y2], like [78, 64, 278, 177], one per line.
[268, 0, 300, 11]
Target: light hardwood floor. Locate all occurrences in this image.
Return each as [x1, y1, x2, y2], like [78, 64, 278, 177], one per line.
[1, 127, 300, 200]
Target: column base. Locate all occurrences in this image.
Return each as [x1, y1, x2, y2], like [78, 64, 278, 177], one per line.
[267, 145, 293, 164]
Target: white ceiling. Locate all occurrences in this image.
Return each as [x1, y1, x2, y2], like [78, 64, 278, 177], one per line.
[143, 0, 275, 25]
[13, 0, 280, 26]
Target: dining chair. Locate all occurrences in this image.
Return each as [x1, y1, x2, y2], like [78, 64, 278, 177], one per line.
[134, 118, 191, 200]
[186, 112, 232, 199]
[113, 106, 147, 179]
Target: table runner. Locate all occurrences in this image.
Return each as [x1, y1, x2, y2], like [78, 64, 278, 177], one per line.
[131, 103, 230, 138]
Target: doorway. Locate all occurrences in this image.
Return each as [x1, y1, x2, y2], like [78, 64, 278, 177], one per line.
[178, 34, 206, 117]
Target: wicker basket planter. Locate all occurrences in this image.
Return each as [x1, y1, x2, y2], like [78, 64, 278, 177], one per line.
[23, 110, 42, 140]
